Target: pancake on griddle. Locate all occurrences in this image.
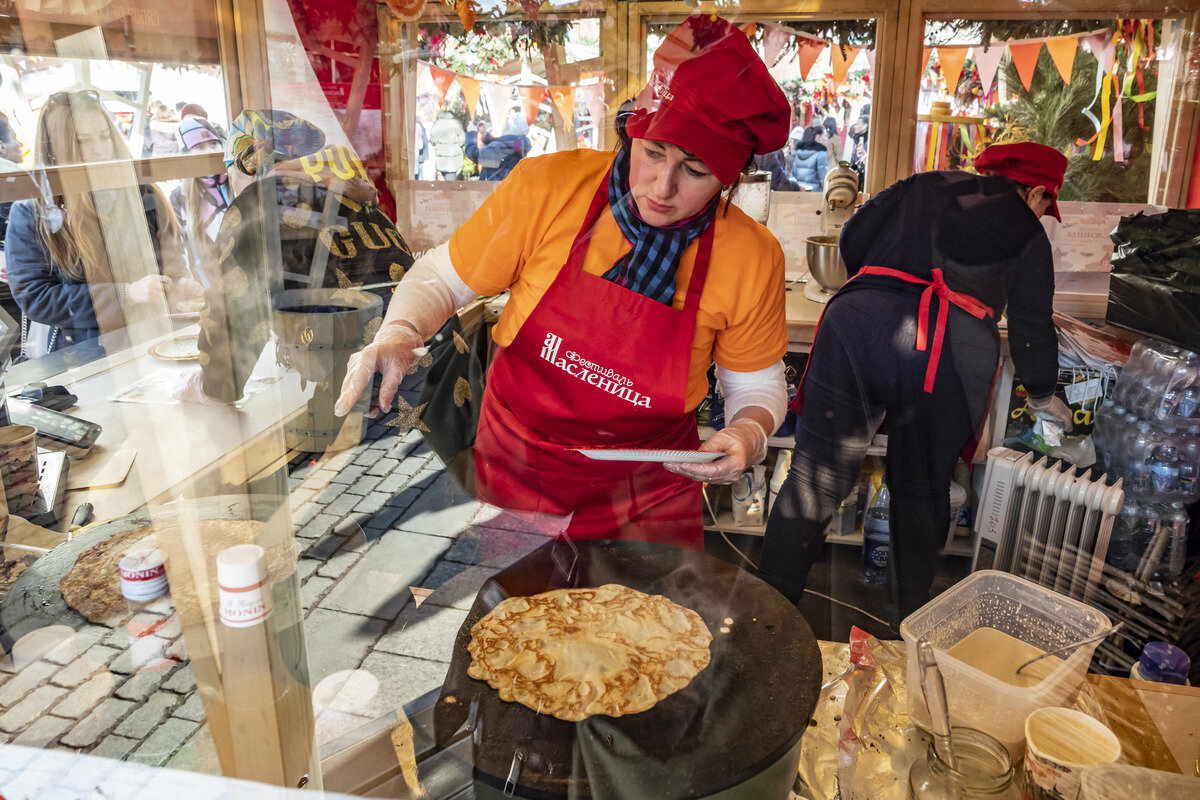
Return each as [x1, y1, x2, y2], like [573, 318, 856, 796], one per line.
[467, 584, 712, 721]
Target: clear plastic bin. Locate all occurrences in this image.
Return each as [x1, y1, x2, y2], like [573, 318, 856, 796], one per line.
[900, 570, 1112, 757]
[1080, 764, 1200, 800]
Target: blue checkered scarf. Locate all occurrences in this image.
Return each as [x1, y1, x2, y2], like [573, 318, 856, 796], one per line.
[603, 147, 717, 305]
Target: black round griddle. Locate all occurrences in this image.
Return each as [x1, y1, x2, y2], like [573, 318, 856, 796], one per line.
[434, 539, 822, 800]
[0, 495, 289, 652]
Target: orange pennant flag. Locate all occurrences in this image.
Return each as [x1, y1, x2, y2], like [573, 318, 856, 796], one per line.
[549, 85, 577, 132]
[518, 85, 546, 126]
[429, 66, 456, 107]
[922, 47, 932, 76]
[740, 23, 757, 38]
[936, 46, 969, 92]
[1045, 35, 1078, 84]
[796, 38, 825, 82]
[1008, 41, 1043, 92]
[458, 75, 481, 120]
[829, 44, 862, 90]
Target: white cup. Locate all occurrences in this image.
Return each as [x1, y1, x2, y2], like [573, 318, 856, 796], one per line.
[1023, 707, 1121, 800]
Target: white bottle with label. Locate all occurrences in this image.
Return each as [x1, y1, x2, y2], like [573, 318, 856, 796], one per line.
[731, 465, 768, 526]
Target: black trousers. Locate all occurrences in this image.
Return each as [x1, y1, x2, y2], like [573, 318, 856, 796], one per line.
[758, 287, 998, 622]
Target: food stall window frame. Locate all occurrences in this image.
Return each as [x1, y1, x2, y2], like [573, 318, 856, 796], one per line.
[0, 0, 265, 203]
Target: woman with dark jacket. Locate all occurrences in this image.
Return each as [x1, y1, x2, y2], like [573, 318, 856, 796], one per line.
[789, 125, 828, 191]
[759, 142, 1075, 621]
[6, 91, 194, 354]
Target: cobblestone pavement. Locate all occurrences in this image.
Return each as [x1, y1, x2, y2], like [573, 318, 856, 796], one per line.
[0, 386, 553, 773]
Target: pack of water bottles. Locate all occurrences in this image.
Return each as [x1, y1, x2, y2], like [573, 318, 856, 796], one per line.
[1094, 338, 1200, 504]
[1106, 500, 1191, 587]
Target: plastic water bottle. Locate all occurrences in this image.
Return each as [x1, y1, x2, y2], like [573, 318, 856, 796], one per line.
[1156, 357, 1198, 420]
[1178, 425, 1200, 502]
[1180, 381, 1200, 419]
[1149, 432, 1181, 495]
[1093, 399, 1115, 468]
[1124, 421, 1155, 493]
[1165, 502, 1190, 580]
[1108, 501, 1153, 573]
[861, 477, 890, 584]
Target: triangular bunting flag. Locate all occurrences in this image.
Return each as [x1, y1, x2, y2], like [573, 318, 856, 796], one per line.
[1008, 41, 1042, 92]
[459, 75, 481, 119]
[1045, 36, 1078, 84]
[1084, 31, 1114, 73]
[580, 84, 604, 133]
[974, 43, 1006, 95]
[864, 48, 876, 74]
[429, 65, 457, 107]
[764, 24, 791, 68]
[829, 44, 862, 90]
[922, 47, 932, 77]
[740, 23, 757, 38]
[931, 45, 969, 92]
[937, 45, 969, 92]
[796, 38, 825, 82]
[549, 85, 577, 132]
[480, 81, 511, 136]
[417, 61, 433, 95]
[518, 84, 546, 126]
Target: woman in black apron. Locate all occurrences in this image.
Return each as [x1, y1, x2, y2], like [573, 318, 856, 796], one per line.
[759, 142, 1075, 621]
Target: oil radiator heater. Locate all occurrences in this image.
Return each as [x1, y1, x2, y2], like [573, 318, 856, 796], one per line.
[971, 447, 1125, 603]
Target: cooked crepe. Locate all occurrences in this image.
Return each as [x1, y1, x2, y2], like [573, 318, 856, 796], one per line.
[60, 519, 292, 623]
[467, 584, 712, 721]
[150, 334, 200, 360]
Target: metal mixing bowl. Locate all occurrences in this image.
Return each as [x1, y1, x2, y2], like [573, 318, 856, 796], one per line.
[805, 235, 847, 292]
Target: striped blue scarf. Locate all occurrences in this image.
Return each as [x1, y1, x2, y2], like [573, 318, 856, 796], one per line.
[603, 147, 717, 305]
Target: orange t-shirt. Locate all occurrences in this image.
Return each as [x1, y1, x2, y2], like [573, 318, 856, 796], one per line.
[448, 149, 787, 410]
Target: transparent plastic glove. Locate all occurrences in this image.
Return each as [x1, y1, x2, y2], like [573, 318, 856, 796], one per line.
[664, 418, 769, 484]
[174, 277, 206, 299]
[171, 368, 226, 405]
[125, 275, 173, 304]
[334, 322, 425, 417]
[1027, 393, 1074, 433]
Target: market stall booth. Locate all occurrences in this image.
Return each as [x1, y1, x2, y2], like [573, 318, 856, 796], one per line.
[0, 0, 1196, 798]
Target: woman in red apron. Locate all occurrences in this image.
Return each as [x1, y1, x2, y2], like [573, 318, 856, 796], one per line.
[337, 15, 793, 549]
[758, 142, 1075, 620]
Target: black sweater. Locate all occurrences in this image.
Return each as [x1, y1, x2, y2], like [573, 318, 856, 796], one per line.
[838, 170, 1059, 397]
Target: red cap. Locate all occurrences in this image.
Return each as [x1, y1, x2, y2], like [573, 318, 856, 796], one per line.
[179, 103, 208, 120]
[973, 142, 1068, 221]
[626, 15, 790, 185]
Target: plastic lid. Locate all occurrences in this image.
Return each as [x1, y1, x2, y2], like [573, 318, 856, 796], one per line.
[118, 549, 168, 601]
[1138, 642, 1190, 684]
[216, 544, 267, 590]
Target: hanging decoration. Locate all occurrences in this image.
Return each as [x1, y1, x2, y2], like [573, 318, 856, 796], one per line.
[549, 86, 577, 132]
[518, 84, 546, 125]
[795, 36, 825, 82]
[1007, 41, 1042, 92]
[936, 45, 969, 92]
[480, 80, 513, 136]
[579, 84, 605, 132]
[459, 75, 481, 119]
[1045, 36, 1078, 84]
[429, 65, 457, 107]
[764, 25, 791, 68]
[973, 43, 1005, 96]
[454, 0, 477, 33]
[384, 0, 427, 23]
[829, 43, 862, 90]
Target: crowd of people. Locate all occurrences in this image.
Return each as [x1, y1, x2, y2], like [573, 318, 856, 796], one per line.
[754, 105, 870, 192]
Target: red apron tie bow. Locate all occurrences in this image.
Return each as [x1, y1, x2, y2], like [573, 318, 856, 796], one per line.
[859, 266, 994, 393]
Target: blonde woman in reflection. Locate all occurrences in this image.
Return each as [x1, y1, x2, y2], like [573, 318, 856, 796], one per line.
[5, 90, 197, 355]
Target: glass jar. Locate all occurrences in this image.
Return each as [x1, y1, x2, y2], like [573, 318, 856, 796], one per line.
[908, 727, 1020, 800]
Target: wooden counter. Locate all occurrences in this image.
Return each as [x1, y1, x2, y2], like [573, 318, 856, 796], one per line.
[7, 326, 312, 530]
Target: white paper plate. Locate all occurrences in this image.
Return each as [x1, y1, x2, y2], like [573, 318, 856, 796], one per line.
[576, 449, 723, 463]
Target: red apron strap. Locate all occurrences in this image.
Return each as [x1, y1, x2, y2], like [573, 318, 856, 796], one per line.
[564, 172, 613, 273]
[859, 265, 994, 393]
[681, 222, 715, 315]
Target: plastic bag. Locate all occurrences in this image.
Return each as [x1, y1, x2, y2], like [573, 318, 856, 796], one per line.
[1107, 209, 1200, 353]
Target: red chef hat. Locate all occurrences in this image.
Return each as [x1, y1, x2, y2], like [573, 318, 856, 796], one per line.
[973, 142, 1068, 222]
[625, 14, 790, 185]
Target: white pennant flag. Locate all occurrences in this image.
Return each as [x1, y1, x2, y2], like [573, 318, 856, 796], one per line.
[480, 81, 512, 137]
[864, 48, 876, 74]
[763, 24, 791, 68]
[579, 84, 605, 135]
[973, 43, 1006, 95]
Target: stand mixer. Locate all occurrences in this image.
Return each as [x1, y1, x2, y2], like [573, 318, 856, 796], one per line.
[803, 161, 861, 304]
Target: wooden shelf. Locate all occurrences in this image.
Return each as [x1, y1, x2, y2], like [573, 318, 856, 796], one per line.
[704, 511, 864, 545]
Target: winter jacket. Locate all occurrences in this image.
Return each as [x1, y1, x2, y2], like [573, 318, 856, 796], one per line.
[143, 120, 181, 158]
[790, 143, 828, 191]
[466, 133, 529, 181]
[429, 113, 466, 176]
[6, 187, 187, 350]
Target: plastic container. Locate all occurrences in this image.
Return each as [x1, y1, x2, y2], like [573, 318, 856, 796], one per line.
[1079, 764, 1200, 800]
[900, 570, 1113, 757]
